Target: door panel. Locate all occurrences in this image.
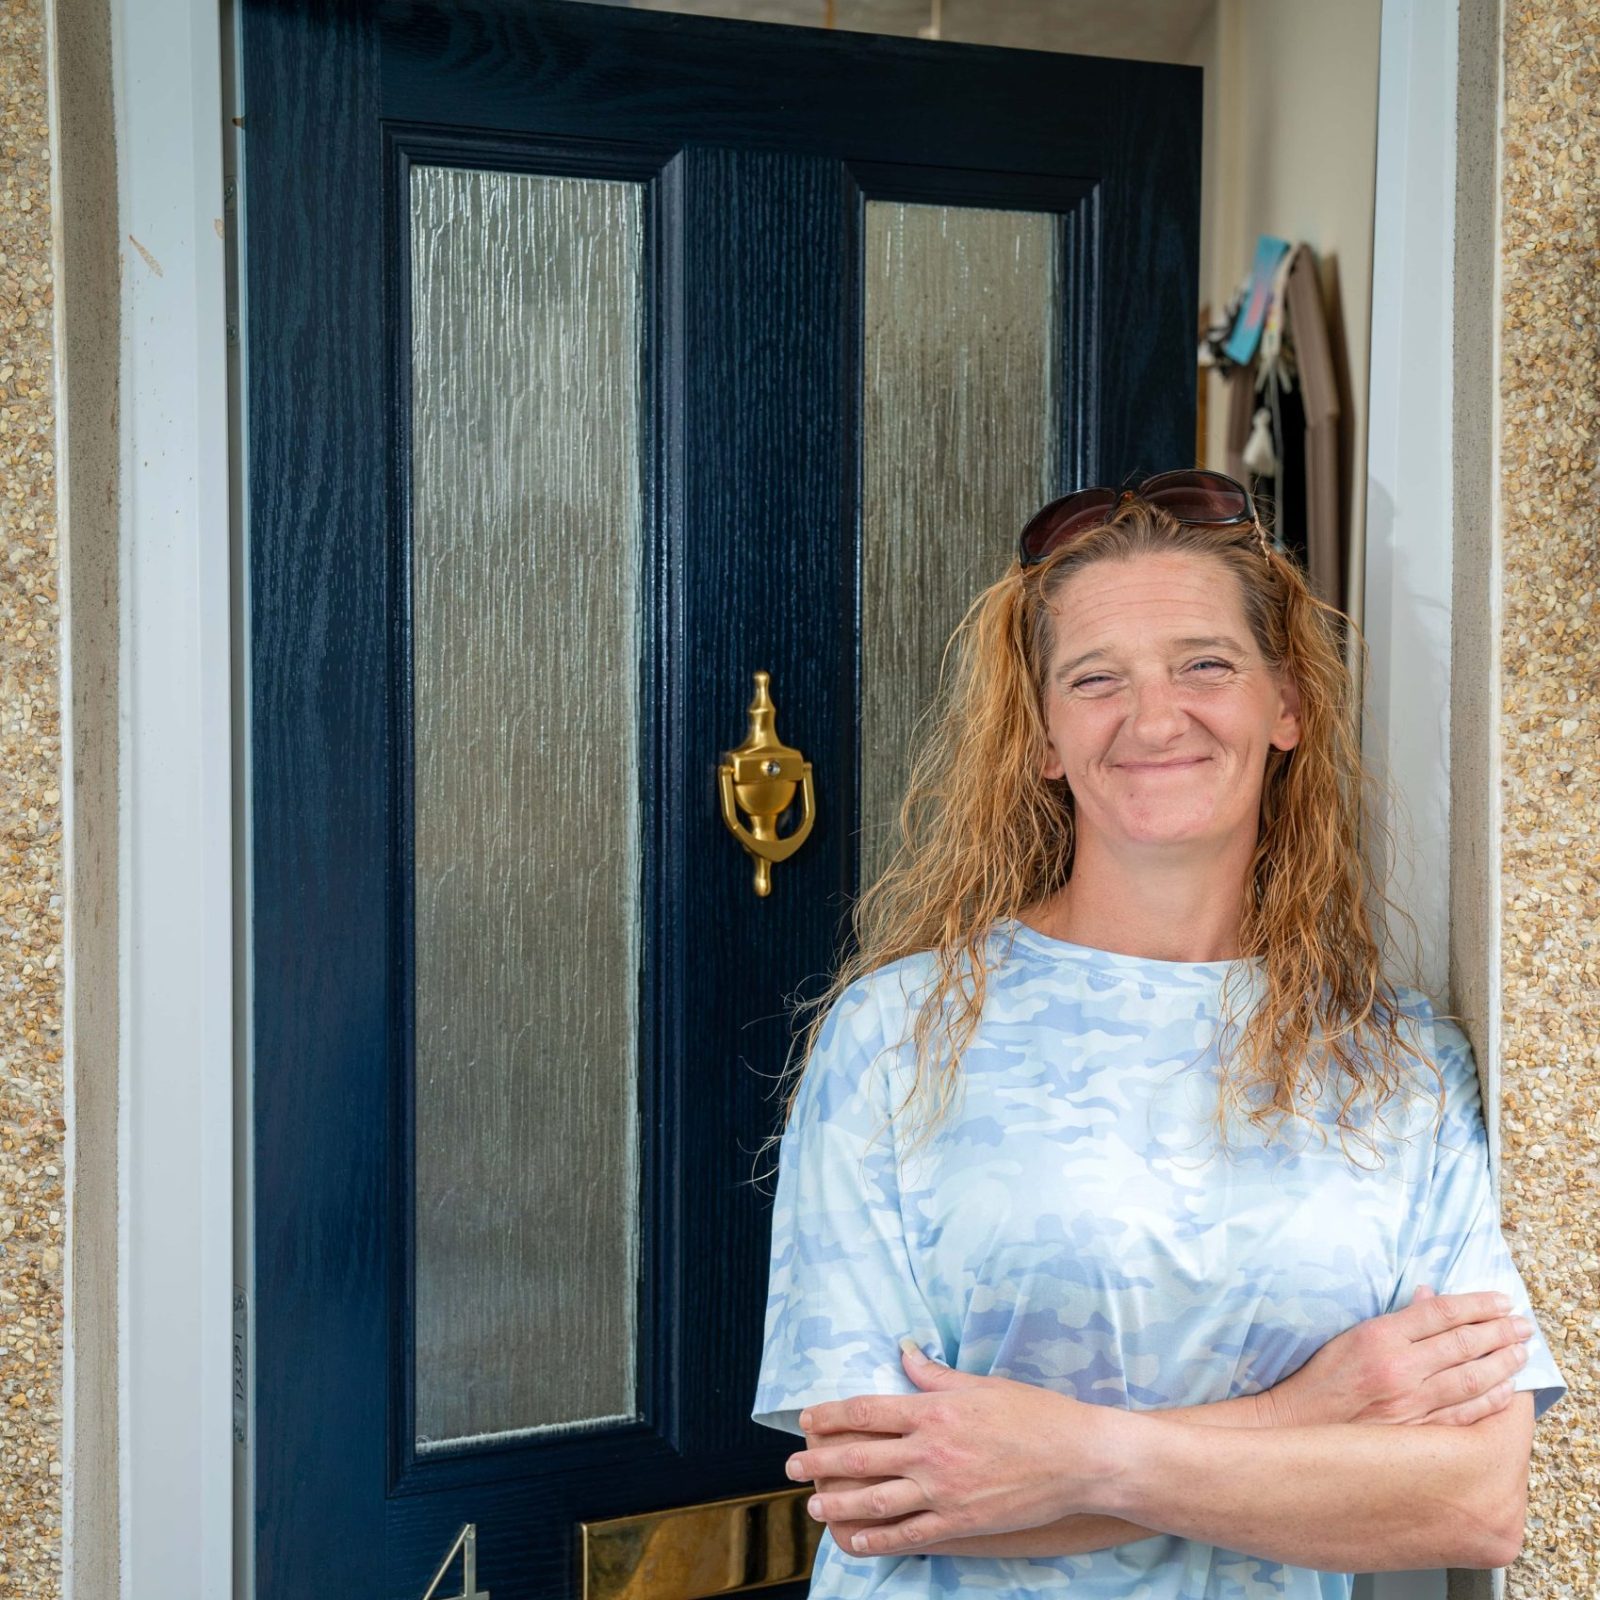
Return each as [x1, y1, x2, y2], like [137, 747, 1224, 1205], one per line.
[242, 2, 1200, 1594]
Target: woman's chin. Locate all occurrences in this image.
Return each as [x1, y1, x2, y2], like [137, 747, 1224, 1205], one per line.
[1107, 811, 1238, 849]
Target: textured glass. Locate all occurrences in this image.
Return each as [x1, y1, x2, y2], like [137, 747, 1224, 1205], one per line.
[860, 203, 1061, 885]
[409, 165, 643, 1450]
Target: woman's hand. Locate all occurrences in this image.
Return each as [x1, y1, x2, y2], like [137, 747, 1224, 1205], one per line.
[787, 1347, 1124, 1555]
[1261, 1284, 1535, 1429]
[797, 1424, 903, 1560]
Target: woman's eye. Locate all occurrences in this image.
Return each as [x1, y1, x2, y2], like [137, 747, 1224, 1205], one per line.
[1069, 662, 1232, 691]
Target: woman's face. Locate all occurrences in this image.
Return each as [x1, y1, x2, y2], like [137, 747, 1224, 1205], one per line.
[1038, 550, 1301, 857]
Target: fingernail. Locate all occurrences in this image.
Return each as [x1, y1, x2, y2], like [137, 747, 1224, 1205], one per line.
[851, 1534, 869, 1553]
[807, 1495, 822, 1519]
[899, 1336, 925, 1359]
[1512, 1315, 1533, 1336]
[1515, 1345, 1529, 1365]
[797, 1410, 813, 1431]
[1495, 1293, 1512, 1311]
[786, 1456, 804, 1479]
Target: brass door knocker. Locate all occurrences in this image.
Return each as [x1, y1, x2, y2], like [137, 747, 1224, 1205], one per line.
[718, 671, 816, 898]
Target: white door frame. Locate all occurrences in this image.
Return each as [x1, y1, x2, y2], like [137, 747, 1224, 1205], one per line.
[59, 0, 1488, 1593]
[54, 0, 234, 1595]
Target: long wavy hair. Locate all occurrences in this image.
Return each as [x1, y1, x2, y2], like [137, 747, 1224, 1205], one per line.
[781, 500, 1442, 1167]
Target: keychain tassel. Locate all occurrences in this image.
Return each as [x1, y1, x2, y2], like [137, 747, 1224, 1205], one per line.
[1243, 405, 1279, 477]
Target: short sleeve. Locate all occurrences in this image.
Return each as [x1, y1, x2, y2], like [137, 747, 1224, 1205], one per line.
[750, 976, 944, 1437]
[1384, 1011, 1567, 1423]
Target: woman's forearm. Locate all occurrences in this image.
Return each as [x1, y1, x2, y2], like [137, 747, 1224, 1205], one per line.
[913, 1395, 1517, 1568]
[859, 1391, 1272, 1559]
[898, 1292, 1534, 1563]
[1088, 1406, 1522, 1571]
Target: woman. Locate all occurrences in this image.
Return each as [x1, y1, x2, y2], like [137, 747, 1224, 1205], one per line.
[751, 472, 1566, 1598]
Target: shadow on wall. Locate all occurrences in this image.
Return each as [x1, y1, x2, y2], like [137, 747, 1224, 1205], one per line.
[1359, 474, 1455, 1002]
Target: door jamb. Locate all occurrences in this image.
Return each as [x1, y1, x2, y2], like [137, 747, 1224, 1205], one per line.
[1358, 0, 1504, 1593]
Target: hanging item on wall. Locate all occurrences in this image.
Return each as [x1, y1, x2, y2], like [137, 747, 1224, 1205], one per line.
[1255, 245, 1299, 397]
[1222, 234, 1292, 366]
[1242, 244, 1301, 544]
[1280, 243, 1343, 612]
[1243, 407, 1279, 477]
[1222, 240, 1346, 613]
[1198, 278, 1249, 375]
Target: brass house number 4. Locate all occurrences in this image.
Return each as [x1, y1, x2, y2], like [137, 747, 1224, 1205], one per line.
[421, 1524, 490, 1600]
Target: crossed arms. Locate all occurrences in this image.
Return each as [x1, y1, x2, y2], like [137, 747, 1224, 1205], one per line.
[787, 1290, 1539, 1572]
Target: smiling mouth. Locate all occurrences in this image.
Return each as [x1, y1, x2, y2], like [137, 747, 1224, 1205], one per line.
[1118, 757, 1209, 770]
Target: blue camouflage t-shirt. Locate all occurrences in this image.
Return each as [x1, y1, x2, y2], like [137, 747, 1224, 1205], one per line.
[752, 918, 1566, 1599]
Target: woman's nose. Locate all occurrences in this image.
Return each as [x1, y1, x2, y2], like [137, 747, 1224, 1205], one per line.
[1127, 678, 1188, 741]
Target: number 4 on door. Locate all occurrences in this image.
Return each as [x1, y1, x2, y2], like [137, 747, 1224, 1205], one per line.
[421, 1524, 490, 1600]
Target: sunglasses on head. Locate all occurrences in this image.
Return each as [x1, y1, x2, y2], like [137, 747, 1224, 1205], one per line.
[1017, 469, 1271, 567]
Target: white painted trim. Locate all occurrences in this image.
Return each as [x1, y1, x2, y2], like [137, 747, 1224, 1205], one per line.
[1356, 22, 1460, 1563]
[1362, 0, 1461, 1004]
[110, 0, 234, 1593]
[1484, 0, 1507, 1186]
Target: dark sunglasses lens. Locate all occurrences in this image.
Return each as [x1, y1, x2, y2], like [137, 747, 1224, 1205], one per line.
[1140, 470, 1250, 523]
[1019, 489, 1118, 563]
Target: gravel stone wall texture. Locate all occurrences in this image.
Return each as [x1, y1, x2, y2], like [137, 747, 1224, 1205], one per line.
[1499, 4, 1600, 1595]
[0, 0, 65, 1595]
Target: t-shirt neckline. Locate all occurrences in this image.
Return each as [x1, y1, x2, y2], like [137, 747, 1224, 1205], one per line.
[998, 915, 1265, 991]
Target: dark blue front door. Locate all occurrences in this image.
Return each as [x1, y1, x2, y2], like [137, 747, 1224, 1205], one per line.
[242, 3, 1200, 1595]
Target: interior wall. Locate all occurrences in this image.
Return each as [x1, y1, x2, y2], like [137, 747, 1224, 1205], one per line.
[1193, 0, 1381, 628]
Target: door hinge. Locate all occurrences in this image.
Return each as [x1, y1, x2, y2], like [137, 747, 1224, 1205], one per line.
[422, 1524, 489, 1600]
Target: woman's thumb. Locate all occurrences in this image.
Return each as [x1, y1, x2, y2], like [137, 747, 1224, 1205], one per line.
[899, 1336, 973, 1389]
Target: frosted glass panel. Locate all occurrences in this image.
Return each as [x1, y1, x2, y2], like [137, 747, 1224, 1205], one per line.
[860, 202, 1061, 885]
[409, 165, 643, 1450]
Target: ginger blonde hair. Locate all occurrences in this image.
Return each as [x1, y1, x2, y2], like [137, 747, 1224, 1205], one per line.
[783, 500, 1441, 1166]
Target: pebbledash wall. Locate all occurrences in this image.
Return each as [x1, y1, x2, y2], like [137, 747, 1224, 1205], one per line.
[0, 0, 1595, 1596]
[0, 0, 66, 1594]
[1495, 2, 1599, 1595]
